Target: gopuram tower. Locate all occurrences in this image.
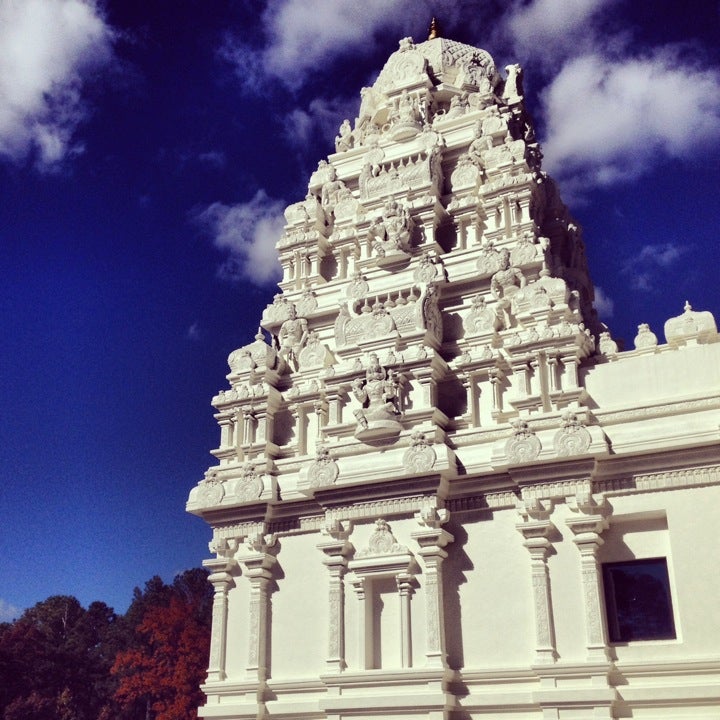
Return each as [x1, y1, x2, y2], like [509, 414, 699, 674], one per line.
[188, 28, 720, 720]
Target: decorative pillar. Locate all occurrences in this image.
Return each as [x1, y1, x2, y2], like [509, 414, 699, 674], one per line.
[547, 354, 560, 394]
[489, 367, 505, 416]
[219, 412, 234, 452]
[317, 520, 353, 673]
[411, 505, 454, 669]
[396, 572, 415, 668]
[516, 499, 557, 664]
[203, 538, 238, 683]
[566, 490, 610, 662]
[237, 533, 277, 682]
[241, 407, 257, 446]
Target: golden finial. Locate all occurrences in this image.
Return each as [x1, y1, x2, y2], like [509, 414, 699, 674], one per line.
[428, 17, 440, 40]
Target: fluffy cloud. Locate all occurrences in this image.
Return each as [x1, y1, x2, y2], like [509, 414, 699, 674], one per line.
[540, 48, 720, 188]
[285, 96, 360, 150]
[498, 1, 720, 194]
[503, 0, 619, 64]
[0, 0, 114, 169]
[622, 242, 686, 291]
[228, 0, 408, 90]
[197, 190, 285, 285]
[223, 0, 488, 91]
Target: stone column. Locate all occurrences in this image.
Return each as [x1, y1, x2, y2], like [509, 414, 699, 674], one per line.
[411, 505, 454, 669]
[566, 492, 610, 662]
[203, 551, 237, 683]
[237, 533, 277, 682]
[396, 572, 415, 668]
[317, 521, 353, 673]
[516, 500, 557, 664]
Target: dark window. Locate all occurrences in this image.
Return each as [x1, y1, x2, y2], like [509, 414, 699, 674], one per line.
[602, 558, 676, 642]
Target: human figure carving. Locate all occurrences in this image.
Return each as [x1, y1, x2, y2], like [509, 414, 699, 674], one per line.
[490, 249, 526, 327]
[369, 199, 413, 257]
[503, 63, 524, 104]
[277, 305, 308, 367]
[335, 119, 353, 153]
[352, 354, 401, 429]
[490, 249, 526, 300]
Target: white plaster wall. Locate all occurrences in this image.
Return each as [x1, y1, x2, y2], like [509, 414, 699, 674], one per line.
[581, 344, 720, 409]
[603, 486, 720, 663]
[270, 531, 327, 678]
[454, 507, 534, 668]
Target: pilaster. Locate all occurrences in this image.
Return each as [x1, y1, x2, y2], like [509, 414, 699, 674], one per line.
[236, 533, 277, 683]
[317, 520, 354, 673]
[411, 505, 454, 669]
[516, 498, 558, 664]
[566, 491, 611, 662]
[203, 548, 238, 683]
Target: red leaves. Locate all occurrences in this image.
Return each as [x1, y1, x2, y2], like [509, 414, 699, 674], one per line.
[112, 596, 210, 720]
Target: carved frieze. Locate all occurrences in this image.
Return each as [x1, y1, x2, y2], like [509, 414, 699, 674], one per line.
[505, 418, 541, 464]
[199, 470, 225, 507]
[553, 411, 592, 457]
[357, 518, 407, 557]
[476, 243, 503, 276]
[402, 431, 437, 473]
[464, 295, 501, 334]
[308, 446, 340, 488]
[298, 331, 329, 369]
[233, 464, 264, 502]
[374, 38, 428, 92]
[346, 272, 369, 300]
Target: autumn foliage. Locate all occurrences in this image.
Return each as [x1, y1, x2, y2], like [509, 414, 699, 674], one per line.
[112, 596, 210, 719]
[0, 569, 212, 720]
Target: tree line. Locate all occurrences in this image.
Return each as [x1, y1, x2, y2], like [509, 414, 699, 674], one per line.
[0, 568, 212, 720]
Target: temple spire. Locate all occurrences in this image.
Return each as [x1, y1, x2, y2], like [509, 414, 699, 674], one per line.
[428, 17, 440, 40]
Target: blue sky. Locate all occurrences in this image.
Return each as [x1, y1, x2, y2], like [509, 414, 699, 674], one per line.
[1, 0, 719, 619]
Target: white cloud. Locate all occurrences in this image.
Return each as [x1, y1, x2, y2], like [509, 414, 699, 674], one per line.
[251, 0, 409, 88]
[197, 190, 285, 285]
[223, 0, 469, 91]
[622, 242, 686, 291]
[592, 285, 614, 319]
[0, 598, 20, 622]
[540, 48, 720, 188]
[285, 96, 360, 150]
[504, 0, 618, 64]
[0, 0, 114, 169]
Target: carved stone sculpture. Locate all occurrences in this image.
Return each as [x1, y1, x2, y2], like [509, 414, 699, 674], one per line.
[351, 354, 403, 440]
[308, 446, 340, 488]
[402, 431, 437, 473]
[505, 418, 541, 464]
[368, 199, 413, 262]
[276, 305, 308, 368]
[335, 119, 354, 153]
[553, 411, 592, 457]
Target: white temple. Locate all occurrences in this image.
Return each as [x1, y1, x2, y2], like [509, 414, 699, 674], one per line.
[187, 27, 720, 720]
